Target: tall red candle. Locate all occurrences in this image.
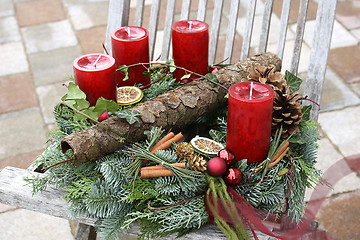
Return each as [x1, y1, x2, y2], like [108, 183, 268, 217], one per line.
[172, 20, 209, 83]
[226, 82, 274, 163]
[111, 26, 150, 87]
[73, 53, 116, 106]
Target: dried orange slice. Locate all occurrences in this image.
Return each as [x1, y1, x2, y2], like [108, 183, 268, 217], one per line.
[117, 86, 143, 106]
[190, 136, 224, 157]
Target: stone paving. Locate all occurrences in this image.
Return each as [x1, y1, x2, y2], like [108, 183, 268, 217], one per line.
[0, 0, 359, 239]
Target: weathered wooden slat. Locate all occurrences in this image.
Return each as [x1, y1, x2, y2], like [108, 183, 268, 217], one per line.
[148, 0, 161, 60]
[276, 0, 292, 60]
[105, 0, 124, 55]
[304, 0, 337, 121]
[258, 0, 274, 53]
[209, 0, 224, 65]
[197, 0, 207, 21]
[160, 0, 176, 61]
[134, 0, 145, 27]
[180, 0, 191, 20]
[290, 0, 309, 75]
[223, 0, 240, 64]
[0, 167, 96, 226]
[240, 0, 257, 60]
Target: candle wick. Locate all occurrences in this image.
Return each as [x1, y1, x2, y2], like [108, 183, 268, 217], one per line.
[250, 81, 253, 100]
[127, 27, 131, 37]
[93, 54, 101, 69]
[189, 21, 192, 30]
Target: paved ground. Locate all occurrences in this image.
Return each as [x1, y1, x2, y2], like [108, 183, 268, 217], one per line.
[0, 0, 359, 239]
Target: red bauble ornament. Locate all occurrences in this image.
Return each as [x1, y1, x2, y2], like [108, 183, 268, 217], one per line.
[224, 168, 242, 186]
[218, 148, 235, 166]
[207, 157, 227, 177]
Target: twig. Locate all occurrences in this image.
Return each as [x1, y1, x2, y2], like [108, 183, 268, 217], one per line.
[117, 62, 228, 92]
[44, 158, 74, 172]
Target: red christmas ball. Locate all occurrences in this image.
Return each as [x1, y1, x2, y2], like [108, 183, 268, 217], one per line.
[224, 168, 242, 186]
[207, 157, 227, 177]
[217, 148, 235, 166]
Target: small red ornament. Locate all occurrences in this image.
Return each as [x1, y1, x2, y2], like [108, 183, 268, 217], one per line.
[207, 157, 227, 177]
[218, 148, 235, 166]
[224, 168, 242, 186]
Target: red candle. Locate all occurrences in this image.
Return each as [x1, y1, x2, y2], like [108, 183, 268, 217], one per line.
[172, 20, 209, 83]
[111, 26, 150, 87]
[226, 82, 274, 163]
[73, 53, 117, 106]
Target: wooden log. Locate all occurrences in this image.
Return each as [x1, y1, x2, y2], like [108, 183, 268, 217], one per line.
[61, 53, 282, 165]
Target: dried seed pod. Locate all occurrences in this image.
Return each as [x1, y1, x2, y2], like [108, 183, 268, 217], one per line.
[189, 154, 207, 172]
[176, 142, 194, 160]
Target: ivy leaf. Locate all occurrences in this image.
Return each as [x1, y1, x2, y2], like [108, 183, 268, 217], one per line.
[93, 97, 120, 115]
[285, 70, 302, 94]
[74, 99, 90, 110]
[113, 109, 141, 124]
[302, 105, 312, 122]
[118, 65, 129, 81]
[181, 74, 191, 80]
[65, 82, 87, 100]
[205, 73, 219, 87]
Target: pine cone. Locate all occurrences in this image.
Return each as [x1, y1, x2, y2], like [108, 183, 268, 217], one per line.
[176, 142, 194, 160]
[188, 154, 207, 172]
[273, 86, 303, 138]
[242, 63, 287, 91]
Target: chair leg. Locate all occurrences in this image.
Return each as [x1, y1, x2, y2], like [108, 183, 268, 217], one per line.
[75, 223, 97, 240]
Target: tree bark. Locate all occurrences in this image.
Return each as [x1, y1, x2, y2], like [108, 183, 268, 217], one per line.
[61, 53, 282, 165]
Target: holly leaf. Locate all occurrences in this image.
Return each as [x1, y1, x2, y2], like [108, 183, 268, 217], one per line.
[93, 97, 120, 115]
[113, 109, 141, 124]
[118, 65, 129, 81]
[205, 73, 219, 87]
[285, 70, 302, 94]
[301, 105, 312, 122]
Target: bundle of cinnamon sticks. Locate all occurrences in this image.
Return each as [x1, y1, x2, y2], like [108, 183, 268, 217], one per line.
[140, 131, 186, 178]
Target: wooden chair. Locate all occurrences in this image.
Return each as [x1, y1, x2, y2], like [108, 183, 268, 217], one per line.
[0, 0, 337, 239]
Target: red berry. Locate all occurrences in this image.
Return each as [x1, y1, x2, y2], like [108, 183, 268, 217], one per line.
[98, 111, 110, 122]
[210, 66, 221, 73]
[217, 148, 235, 166]
[224, 168, 242, 186]
[207, 157, 227, 177]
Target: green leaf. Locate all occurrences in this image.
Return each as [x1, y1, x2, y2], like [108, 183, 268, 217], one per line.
[209, 129, 226, 143]
[114, 109, 141, 125]
[180, 74, 191, 80]
[285, 70, 302, 94]
[74, 99, 90, 110]
[169, 60, 176, 73]
[118, 65, 129, 81]
[276, 168, 289, 180]
[93, 97, 120, 115]
[289, 134, 307, 144]
[66, 82, 87, 100]
[302, 105, 312, 121]
[205, 73, 219, 87]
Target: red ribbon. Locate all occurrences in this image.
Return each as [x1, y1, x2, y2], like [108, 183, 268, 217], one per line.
[205, 154, 360, 240]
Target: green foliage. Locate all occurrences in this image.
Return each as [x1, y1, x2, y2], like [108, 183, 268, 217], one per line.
[111, 109, 141, 125]
[285, 70, 303, 94]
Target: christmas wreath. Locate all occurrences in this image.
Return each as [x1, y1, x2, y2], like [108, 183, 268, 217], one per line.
[26, 61, 322, 240]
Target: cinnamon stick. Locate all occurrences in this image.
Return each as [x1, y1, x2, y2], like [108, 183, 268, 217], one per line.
[268, 147, 289, 169]
[271, 140, 289, 162]
[150, 132, 184, 154]
[150, 132, 175, 153]
[140, 162, 186, 178]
